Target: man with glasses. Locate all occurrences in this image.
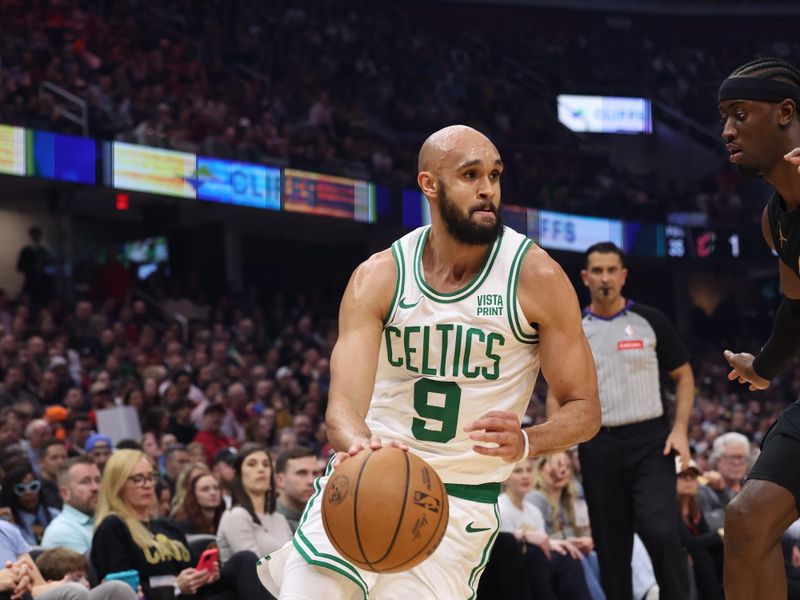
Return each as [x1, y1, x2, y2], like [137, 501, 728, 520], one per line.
[698, 433, 752, 530]
[41, 457, 102, 553]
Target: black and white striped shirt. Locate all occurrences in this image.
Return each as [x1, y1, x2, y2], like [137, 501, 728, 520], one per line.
[582, 301, 689, 427]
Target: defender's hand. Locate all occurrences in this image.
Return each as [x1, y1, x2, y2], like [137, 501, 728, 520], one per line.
[465, 411, 527, 463]
[724, 350, 770, 391]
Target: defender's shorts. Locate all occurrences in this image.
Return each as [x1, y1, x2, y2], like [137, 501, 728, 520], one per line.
[748, 400, 800, 508]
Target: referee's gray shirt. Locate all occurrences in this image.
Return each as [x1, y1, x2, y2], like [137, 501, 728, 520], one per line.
[582, 301, 690, 427]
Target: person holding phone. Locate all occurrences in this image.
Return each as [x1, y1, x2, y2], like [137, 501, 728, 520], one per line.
[91, 450, 269, 600]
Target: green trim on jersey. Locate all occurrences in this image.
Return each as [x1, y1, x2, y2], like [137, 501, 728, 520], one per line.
[444, 482, 501, 504]
[384, 241, 405, 326]
[291, 456, 369, 599]
[413, 226, 502, 303]
[506, 238, 539, 344]
[467, 502, 501, 599]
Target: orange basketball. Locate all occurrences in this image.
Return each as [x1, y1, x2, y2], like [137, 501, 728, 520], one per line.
[321, 447, 449, 573]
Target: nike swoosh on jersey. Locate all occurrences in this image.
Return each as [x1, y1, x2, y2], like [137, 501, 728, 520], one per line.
[465, 522, 491, 533]
[398, 297, 421, 309]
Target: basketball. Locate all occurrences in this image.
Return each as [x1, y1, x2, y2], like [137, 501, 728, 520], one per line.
[321, 447, 449, 573]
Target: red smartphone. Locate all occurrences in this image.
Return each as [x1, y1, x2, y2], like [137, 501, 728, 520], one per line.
[196, 548, 219, 573]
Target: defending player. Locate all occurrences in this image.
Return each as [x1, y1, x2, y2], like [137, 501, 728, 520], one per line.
[257, 125, 600, 599]
[718, 58, 800, 599]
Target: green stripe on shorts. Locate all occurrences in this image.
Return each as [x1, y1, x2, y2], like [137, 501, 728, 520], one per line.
[467, 502, 501, 599]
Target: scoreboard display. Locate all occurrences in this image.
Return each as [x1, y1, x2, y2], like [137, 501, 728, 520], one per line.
[283, 169, 374, 222]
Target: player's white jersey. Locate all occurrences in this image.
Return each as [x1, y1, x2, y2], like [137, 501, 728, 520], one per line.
[366, 225, 540, 485]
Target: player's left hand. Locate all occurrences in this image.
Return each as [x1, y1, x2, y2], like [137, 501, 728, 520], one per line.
[785, 148, 800, 174]
[464, 411, 527, 463]
[663, 428, 691, 472]
[724, 350, 770, 391]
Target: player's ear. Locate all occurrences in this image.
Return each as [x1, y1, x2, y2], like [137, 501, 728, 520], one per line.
[417, 171, 437, 198]
[620, 267, 629, 285]
[778, 99, 796, 126]
[580, 269, 589, 287]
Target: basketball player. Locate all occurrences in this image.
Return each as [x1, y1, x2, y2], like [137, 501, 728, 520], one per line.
[718, 57, 800, 599]
[257, 125, 601, 599]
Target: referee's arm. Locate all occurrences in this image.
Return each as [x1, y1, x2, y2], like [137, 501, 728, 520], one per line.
[666, 362, 694, 470]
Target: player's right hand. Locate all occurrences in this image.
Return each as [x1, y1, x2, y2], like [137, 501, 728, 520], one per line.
[785, 148, 800, 174]
[724, 350, 770, 391]
[334, 435, 409, 468]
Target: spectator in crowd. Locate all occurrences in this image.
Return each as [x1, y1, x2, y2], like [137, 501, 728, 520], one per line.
[499, 458, 593, 599]
[92, 449, 266, 600]
[162, 444, 192, 495]
[676, 456, 724, 600]
[168, 398, 198, 445]
[245, 408, 278, 448]
[35, 547, 93, 590]
[216, 443, 292, 565]
[64, 413, 92, 457]
[85, 434, 113, 473]
[290, 414, 319, 455]
[173, 473, 225, 535]
[155, 479, 172, 518]
[38, 439, 68, 509]
[274, 446, 319, 533]
[169, 462, 210, 518]
[212, 448, 237, 508]
[0, 465, 60, 545]
[194, 404, 238, 466]
[188, 441, 208, 464]
[41, 457, 101, 553]
[0, 519, 137, 600]
[527, 453, 605, 600]
[22, 418, 51, 475]
[141, 431, 163, 463]
[16, 226, 54, 307]
[699, 432, 751, 530]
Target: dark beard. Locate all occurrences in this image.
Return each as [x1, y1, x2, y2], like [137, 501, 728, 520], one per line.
[438, 184, 503, 245]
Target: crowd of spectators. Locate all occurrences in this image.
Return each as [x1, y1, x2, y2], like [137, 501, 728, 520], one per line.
[0, 250, 795, 597]
[2, 0, 794, 227]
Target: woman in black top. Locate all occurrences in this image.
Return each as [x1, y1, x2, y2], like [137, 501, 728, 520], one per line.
[91, 449, 271, 600]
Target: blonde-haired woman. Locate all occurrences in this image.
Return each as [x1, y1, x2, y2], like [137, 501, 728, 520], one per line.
[91, 450, 269, 600]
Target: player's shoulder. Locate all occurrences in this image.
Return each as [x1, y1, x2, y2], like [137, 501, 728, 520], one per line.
[343, 248, 398, 318]
[352, 247, 396, 290]
[517, 242, 567, 286]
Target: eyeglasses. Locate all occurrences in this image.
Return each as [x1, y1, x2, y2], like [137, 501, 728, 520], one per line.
[127, 473, 158, 487]
[14, 480, 41, 496]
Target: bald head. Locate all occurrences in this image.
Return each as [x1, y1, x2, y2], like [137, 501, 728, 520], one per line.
[418, 125, 499, 175]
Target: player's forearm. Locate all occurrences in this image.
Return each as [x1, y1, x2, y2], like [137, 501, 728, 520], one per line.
[526, 396, 600, 457]
[326, 402, 373, 451]
[752, 296, 800, 379]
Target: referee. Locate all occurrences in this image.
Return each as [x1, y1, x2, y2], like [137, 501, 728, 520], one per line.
[566, 242, 694, 600]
